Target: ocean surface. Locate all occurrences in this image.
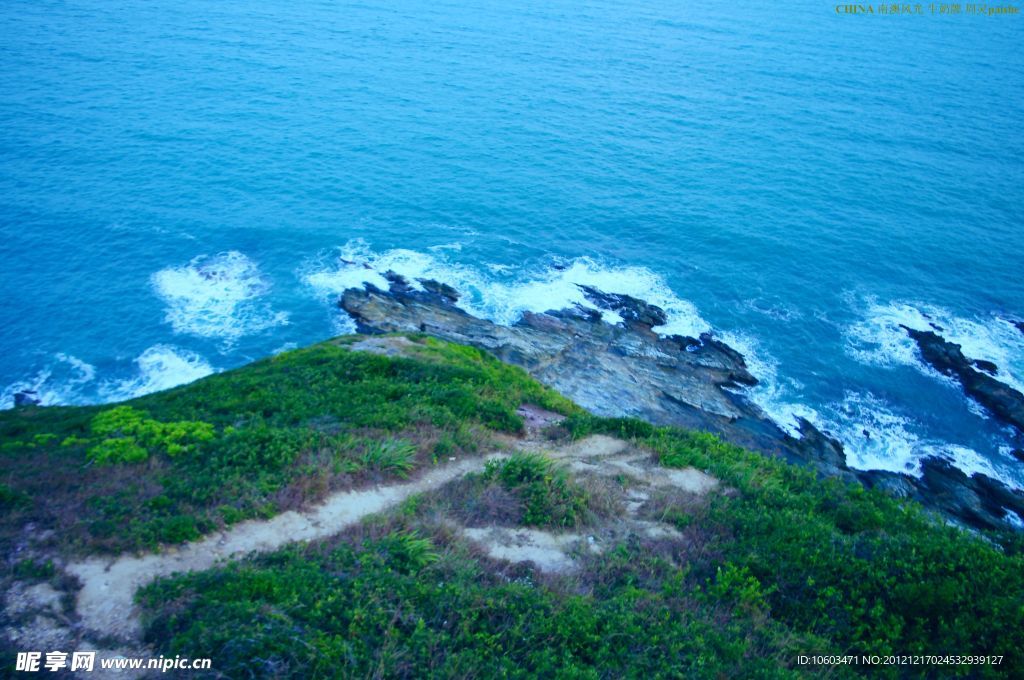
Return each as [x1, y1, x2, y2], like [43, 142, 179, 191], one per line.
[2, 0, 1023, 489]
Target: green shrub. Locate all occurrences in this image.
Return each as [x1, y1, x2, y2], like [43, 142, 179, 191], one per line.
[378, 530, 439, 572]
[13, 558, 56, 581]
[482, 453, 590, 528]
[362, 438, 417, 477]
[88, 437, 148, 464]
[707, 563, 771, 615]
[0, 483, 30, 511]
[87, 406, 215, 465]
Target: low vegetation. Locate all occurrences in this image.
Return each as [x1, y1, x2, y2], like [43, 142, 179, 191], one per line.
[439, 451, 597, 529]
[3, 335, 1023, 677]
[0, 335, 577, 554]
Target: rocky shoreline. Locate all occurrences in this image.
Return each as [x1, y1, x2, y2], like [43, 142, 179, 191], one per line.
[340, 275, 1024, 532]
[901, 325, 1024, 435]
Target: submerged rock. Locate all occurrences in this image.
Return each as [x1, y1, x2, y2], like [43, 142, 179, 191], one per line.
[901, 326, 1024, 434]
[340, 279, 1024, 532]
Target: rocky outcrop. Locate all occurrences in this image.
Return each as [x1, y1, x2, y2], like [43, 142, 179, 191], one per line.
[340, 277, 788, 458]
[339, 277, 1024, 532]
[13, 391, 40, 408]
[902, 326, 1024, 434]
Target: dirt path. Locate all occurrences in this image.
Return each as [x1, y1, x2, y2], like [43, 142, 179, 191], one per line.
[456, 433, 719, 574]
[67, 432, 712, 641]
[6, 426, 721, 679]
[67, 456, 490, 643]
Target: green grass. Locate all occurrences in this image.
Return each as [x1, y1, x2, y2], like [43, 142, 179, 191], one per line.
[136, 415, 1024, 679]
[361, 437, 418, 477]
[0, 335, 579, 554]
[138, 521, 821, 680]
[480, 452, 592, 528]
[3, 335, 1023, 677]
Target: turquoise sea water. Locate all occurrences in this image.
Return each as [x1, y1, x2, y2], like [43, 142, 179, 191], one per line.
[2, 1, 1023, 489]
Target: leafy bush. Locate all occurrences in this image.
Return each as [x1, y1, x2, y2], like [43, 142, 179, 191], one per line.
[482, 453, 590, 527]
[12, 558, 56, 581]
[0, 483, 30, 511]
[138, 530, 808, 679]
[89, 406, 215, 462]
[87, 437, 148, 465]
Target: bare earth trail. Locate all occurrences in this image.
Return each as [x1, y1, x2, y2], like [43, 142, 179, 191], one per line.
[7, 421, 720, 677]
[68, 430, 715, 645]
[67, 456, 490, 643]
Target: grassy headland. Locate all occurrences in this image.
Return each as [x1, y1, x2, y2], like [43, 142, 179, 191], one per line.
[2, 335, 1022, 678]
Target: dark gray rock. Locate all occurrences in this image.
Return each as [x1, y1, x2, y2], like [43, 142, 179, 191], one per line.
[972, 359, 999, 375]
[901, 326, 1024, 434]
[1011, 449, 1024, 464]
[13, 391, 40, 407]
[916, 457, 1024, 531]
[419, 279, 460, 302]
[577, 285, 668, 328]
[859, 469, 921, 501]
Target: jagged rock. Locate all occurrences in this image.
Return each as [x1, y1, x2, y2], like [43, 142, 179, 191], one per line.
[918, 458, 994, 529]
[577, 285, 668, 328]
[902, 326, 1024, 434]
[916, 457, 1024, 531]
[1013, 320, 1024, 336]
[339, 280, 1024, 532]
[1011, 449, 1024, 464]
[972, 359, 999, 375]
[791, 417, 849, 475]
[419, 279, 460, 302]
[859, 469, 920, 501]
[341, 279, 770, 440]
[383, 270, 414, 293]
[13, 391, 40, 407]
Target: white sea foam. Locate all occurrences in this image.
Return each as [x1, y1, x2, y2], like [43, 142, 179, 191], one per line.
[717, 331, 819, 438]
[0, 354, 98, 409]
[1, 346, 214, 409]
[99, 345, 215, 402]
[300, 239, 712, 337]
[151, 251, 289, 344]
[304, 242, 1023, 486]
[845, 299, 1024, 393]
[54, 353, 97, 384]
[1005, 509, 1024, 529]
[428, 242, 463, 252]
[803, 391, 1020, 489]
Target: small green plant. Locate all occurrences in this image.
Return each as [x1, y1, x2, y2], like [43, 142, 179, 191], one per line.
[482, 453, 590, 527]
[0, 483, 30, 511]
[13, 558, 56, 581]
[380, 529, 440, 572]
[708, 563, 772, 615]
[361, 438, 417, 477]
